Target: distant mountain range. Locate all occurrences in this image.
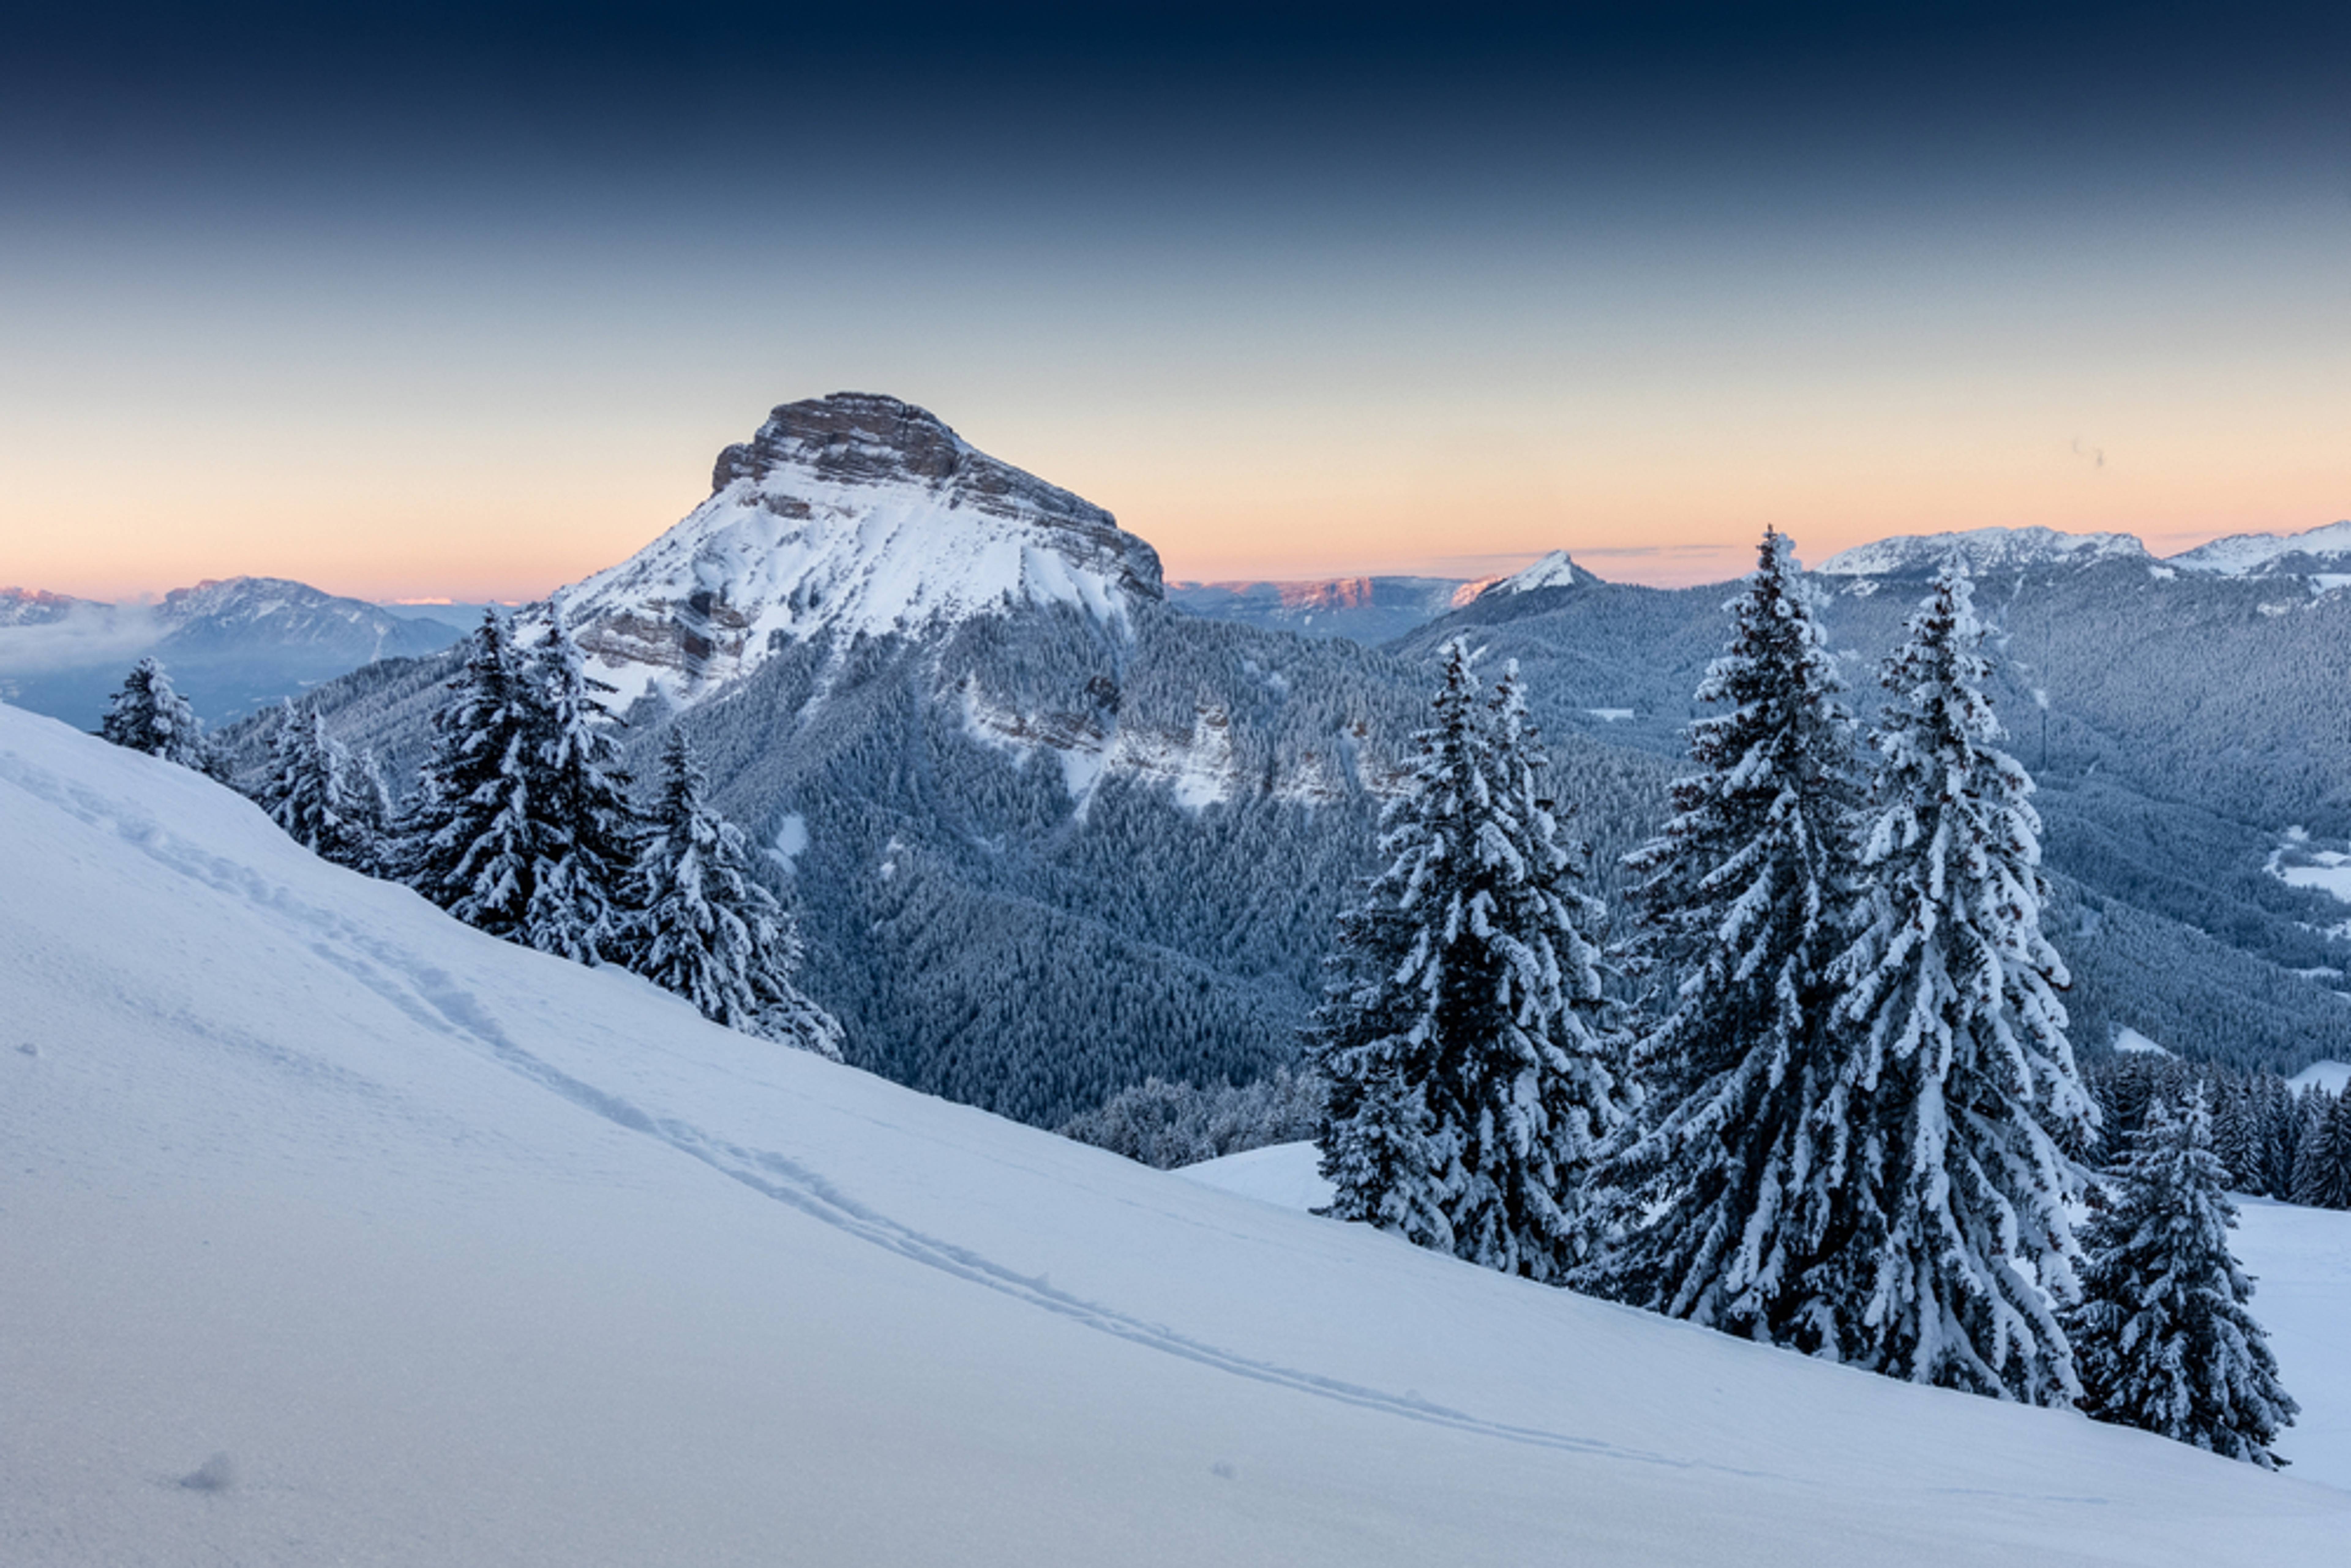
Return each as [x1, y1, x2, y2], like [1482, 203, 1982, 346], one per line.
[1168, 551, 1599, 644]
[0, 577, 461, 728]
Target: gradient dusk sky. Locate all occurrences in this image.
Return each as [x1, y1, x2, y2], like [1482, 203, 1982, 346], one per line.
[5, 2, 2347, 601]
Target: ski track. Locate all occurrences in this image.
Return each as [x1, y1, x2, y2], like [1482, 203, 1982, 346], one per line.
[1, 745, 1808, 1488]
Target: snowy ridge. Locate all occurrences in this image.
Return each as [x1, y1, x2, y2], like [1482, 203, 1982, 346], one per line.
[1817, 527, 2150, 576]
[2169, 520, 2351, 577]
[8, 703, 2349, 1564]
[1164, 577, 1468, 643]
[553, 394, 1164, 708]
[1459, 550, 1594, 603]
[0, 586, 92, 627]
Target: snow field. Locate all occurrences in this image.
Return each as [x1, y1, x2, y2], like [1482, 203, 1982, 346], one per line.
[4, 704, 2347, 1565]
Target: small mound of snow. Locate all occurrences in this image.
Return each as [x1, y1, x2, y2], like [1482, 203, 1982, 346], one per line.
[1178, 1141, 1333, 1213]
[2289, 1061, 2351, 1095]
[2112, 1026, 2173, 1057]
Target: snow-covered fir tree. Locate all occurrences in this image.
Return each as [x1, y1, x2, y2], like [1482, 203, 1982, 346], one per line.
[2207, 1079, 2264, 1196]
[625, 728, 843, 1058]
[2067, 1091, 2297, 1468]
[1312, 639, 1621, 1282]
[516, 619, 639, 965]
[1584, 529, 1871, 1346]
[2289, 1087, 2351, 1210]
[349, 747, 394, 854]
[1826, 564, 2098, 1405]
[2255, 1076, 2304, 1200]
[399, 611, 636, 960]
[255, 699, 377, 870]
[399, 611, 540, 937]
[98, 657, 213, 772]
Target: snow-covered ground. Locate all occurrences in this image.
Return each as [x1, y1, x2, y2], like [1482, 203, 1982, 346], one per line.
[2234, 1200, 2351, 1486]
[5, 703, 2347, 1565]
[2289, 1061, 2351, 1095]
[1185, 1143, 2351, 1494]
[2272, 847, 2351, 904]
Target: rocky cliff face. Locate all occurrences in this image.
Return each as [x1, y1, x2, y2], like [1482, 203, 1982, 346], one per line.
[555, 393, 1165, 707]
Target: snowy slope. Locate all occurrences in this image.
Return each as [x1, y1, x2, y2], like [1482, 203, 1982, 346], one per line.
[1187, 1144, 2351, 1493]
[2234, 1199, 2351, 1487]
[552, 393, 1165, 708]
[1818, 527, 2150, 576]
[4, 705, 2346, 1567]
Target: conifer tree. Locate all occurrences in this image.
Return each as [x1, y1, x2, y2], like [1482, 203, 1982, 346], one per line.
[1313, 640, 1621, 1282]
[1827, 565, 2098, 1405]
[400, 611, 549, 941]
[1585, 529, 1871, 1347]
[399, 612, 640, 960]
[98, 657, 210, 771]
[2289, 1088, 2351, 1210]
[256, 699, 376, 869]
[2254, 1075, 2301, 1200]
[517, 620, 639, 965]
[2208, 1078, 2264, 1195]
[349, 747, 395, 866]
[626, 728, 843, 1058]
[2068, 1091, 2297, 1468]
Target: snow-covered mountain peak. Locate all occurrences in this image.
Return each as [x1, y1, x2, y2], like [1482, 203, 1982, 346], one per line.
[2168, 519, 2351, 576]
[556, 393, 1165, 708]
[1817, 527, 2150, 577]
[1461, 550, 1595, 603]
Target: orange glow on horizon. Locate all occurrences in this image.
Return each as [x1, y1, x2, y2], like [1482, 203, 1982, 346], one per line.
[7, 379, 2346, 601]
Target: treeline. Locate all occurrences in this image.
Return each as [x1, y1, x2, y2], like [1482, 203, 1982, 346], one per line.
[2086, 1053, 2351, 1209]
[1059, 1068, 1325, 1170]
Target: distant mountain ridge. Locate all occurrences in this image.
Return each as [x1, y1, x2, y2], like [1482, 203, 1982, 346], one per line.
[1817, 527, 2151, 577]
[2171, 519, 2351, 577]
[1168, 576, 1474, 643]
[1167, 552, 1598, 644]
[0, 586, 97, 627]
[0, 576, 459, 728]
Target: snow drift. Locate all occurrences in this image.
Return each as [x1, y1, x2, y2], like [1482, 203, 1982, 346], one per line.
[2, 703, 2344, 1566]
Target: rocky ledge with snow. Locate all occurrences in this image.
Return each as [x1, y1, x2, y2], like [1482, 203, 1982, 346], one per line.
[553, 393, 1166, 708]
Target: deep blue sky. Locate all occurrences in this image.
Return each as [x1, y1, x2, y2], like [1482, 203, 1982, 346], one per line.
[6, 2, 2347, 595]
